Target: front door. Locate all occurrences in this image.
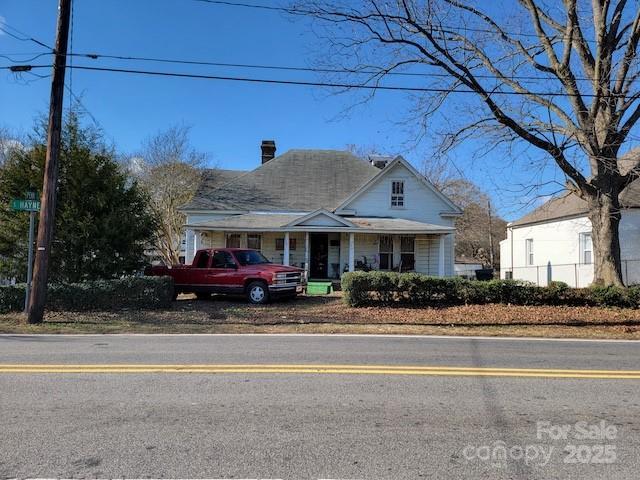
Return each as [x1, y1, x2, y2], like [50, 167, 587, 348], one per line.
[309, 233, 329, 278]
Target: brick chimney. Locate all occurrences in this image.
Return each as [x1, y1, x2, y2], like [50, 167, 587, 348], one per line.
[261, 140, 276, 164]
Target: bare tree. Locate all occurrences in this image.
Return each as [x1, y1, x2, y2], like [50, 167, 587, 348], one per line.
[0, 127, 21, 166]
[425, 173, 506, 267]
[136, 125, 205, 266]
[293, 0, 640, 286]
[345, 143, 388, 158]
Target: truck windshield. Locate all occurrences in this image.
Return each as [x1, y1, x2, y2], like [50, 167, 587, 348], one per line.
[234, 250, 270, 266]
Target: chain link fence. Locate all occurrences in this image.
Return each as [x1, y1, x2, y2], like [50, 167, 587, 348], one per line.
[502, 259, 640, 287]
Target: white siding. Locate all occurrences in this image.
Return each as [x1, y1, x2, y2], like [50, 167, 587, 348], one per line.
[500, 210, 640, 286]
[356, 233, 380, 269]
[201, 231, 224, 248]
[445, 233, 454, 276]
[339, 162, 456, 226]
[341, 233, 450, 275]
[327, 233, 341, 276]
[297, 214, 348, 227]
[260, 232, 306, 267]
[415, 234, 453, 276]
[340, 233, 349, 273]
[415, 235, 431, 274]
[192, 229, 451, 276]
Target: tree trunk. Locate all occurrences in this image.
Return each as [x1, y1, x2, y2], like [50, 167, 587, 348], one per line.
[588, 193, 624, 286]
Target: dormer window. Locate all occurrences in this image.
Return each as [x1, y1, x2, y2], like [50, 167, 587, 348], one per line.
[391, 180, 405, 208]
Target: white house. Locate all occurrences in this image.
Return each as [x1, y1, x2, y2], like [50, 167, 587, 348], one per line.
[181, 141, 462, 279]
[500, 181, 640, 287]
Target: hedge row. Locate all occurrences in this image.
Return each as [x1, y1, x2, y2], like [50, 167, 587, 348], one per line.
[341, 271, 640, 308]
[0, 276, 174, 313]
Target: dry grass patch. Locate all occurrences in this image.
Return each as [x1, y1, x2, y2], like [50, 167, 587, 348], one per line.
[1, 292, 640, 338]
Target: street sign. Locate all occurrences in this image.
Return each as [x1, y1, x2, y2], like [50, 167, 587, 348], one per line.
[10, 198, 41, 212]
[25, 190, 38, 200]
[8, 190, 40, 311]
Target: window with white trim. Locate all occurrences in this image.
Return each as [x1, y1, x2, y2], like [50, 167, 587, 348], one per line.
[226, 233, 241, 248]
[247, 234, 262, 251]
[580, 232, 593, 264]
[276, 237, 296, 251]
[391, 180, 405, 207]
[400, 236, 415, 272]
[525, 238, 534, 266]
[379, 235, 393, 270]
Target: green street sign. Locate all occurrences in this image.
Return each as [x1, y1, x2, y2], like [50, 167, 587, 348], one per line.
[10, 198, 41, 212]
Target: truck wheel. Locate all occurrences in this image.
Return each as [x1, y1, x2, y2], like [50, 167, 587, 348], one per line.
[246, 281, 269, 305]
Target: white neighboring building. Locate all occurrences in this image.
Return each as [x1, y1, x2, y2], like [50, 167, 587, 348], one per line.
[500, 183, 640, 287]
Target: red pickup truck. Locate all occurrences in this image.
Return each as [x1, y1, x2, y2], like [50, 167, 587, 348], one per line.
[147, 248, 306, 304]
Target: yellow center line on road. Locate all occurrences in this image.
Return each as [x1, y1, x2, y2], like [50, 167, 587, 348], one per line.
[0, 364, 639, 379]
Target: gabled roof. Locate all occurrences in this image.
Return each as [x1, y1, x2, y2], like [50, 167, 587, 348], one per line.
[512, 148, 640, 227]
[182, 150, 380, 211]
[334, 156, 462, 214]
[285, 208, 356, 228]
[511, 180, 640, 226]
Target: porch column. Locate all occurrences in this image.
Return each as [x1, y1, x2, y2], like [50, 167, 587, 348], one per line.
[185, 229, 195, 264]
[304, 232, 310, 276]
[438, 234, 446, 277]
[348, 232, 355, 272]
[283, 232, 290, 266]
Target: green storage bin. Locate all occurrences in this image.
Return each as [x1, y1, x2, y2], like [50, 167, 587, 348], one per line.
[306, 281, 333, 295]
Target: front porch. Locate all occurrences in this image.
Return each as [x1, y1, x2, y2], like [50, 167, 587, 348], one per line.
[185, 228, 454, 279]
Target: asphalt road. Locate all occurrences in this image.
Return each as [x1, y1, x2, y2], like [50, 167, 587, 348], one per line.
[1, 334, 639, 479]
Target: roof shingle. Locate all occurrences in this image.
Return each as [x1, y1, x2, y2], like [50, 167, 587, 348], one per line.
[188, 213, 453, 233]
[183, 149, 380, 211]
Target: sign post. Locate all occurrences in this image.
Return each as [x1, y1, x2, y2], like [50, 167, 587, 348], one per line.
[10, 190, 40, 312]
[26, 210, 36, 311]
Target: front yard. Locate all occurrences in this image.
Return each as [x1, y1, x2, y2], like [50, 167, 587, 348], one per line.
[2, 292, 640, 338]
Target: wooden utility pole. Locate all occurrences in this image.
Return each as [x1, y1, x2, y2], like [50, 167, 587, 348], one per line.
[487, 199, 495, 269]
[27, 0, 72, 324]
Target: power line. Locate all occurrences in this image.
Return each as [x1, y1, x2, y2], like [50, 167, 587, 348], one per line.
[0, 9, 601, 85]
[191, 0, 597, 43]
[0, 48, 611, 83]
[23, 68, 103, 128]
[0, 21, 53, 50]
[0, 52, 50, 63]
[1, 64, 51, 71]
[193, 0, 288, 13]
[61, 51, 597, 83]
[64, 64, 626, 98]
[3, 62, 630, 99]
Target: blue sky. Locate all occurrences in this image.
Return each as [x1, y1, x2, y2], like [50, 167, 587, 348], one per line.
[0, 0, 561, 220]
